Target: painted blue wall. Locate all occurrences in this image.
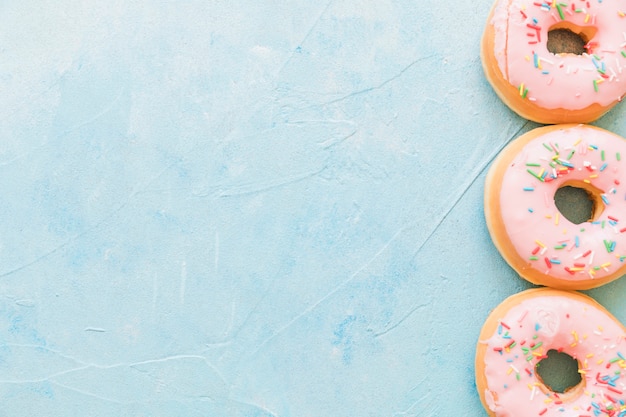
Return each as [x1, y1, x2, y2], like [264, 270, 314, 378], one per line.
[2, 1, 626, 416]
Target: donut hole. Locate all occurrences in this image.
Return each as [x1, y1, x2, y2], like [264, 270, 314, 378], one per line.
[535, 349, 582, 394]
[547, 23, 597, 55]
[554, 182, 604, 224]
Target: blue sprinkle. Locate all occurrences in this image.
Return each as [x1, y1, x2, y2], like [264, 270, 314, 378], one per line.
[600, 162, 608, 171]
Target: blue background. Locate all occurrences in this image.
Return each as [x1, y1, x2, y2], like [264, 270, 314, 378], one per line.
[2, 1, 626, 416]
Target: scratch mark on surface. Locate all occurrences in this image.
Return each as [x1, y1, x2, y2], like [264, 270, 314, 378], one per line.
[152, 272, 159, 317]
[15, 299, 36, 307]
[0, 148, 198, 279]
[50, 380, 126, 405]
[214, 231, 220, 272]
[229, 398, 279, 417]
[248, 227, 404, 358]
[392, 390, 434, 417]
[320, 129, 357, 149]
[411, 120, 531, 260]
[373, 302, 430, 338]
[180, 260, 187, 305]
[218, 167, 325, 198]
[274, 0, 335, 79]
[324, 54, 437, 106]
[84, 327, 106, 333]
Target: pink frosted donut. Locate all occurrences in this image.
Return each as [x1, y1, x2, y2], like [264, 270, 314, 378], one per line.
[485, 124, 626, 289]
[476, 288, 626, 417]
[482, 0, 626, 124]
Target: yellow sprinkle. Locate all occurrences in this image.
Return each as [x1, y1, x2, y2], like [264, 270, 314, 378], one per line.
[545, 215, 552, 219]
[590, 174, 599, 178]
[585, 14, 590, 23]
[619, 11, 625, 17]
[574, 138, 582, 146]
[584, 179, 591, 184]
[601, 262, 611, 268]
[570, 267, 584, 272]
[587, 353, 594, 358]
[535, 240, 546, 248]
[555, 213, 560, 225]
[572, 330, 579, 341]
[598, 359, 604, 365]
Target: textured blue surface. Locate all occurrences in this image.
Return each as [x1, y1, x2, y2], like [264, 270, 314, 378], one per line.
[3, 1, 626, 416]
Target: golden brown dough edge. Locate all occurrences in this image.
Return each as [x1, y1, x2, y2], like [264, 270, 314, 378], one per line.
[474, 288, 625, 416]
[480, 5, 615, 125]
[483, 124, 626, 290]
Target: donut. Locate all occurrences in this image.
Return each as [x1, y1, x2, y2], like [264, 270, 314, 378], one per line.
[475, 288, 626, 417]
[481, 0, 626, 124]
[485, 124, 626, 290]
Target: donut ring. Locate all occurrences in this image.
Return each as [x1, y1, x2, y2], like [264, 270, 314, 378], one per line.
[485, 124, 626, 290]
[482, 0, 626, 124]
[475, 288, 626, 417]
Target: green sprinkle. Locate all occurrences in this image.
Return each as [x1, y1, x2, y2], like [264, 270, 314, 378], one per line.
[567, 150, 575, 160]
[543, 143, 553, 151]
[594, 79, 599, 92]
[531, 341, 543, 350]
[526, 162, 541, 167]
[529, 256, 538, 261]
[527, 169, 545, 182]
[618, 152, 621, 161]
[622, 50, 626, 58]
[602, 150, 605, 161]
[556, 3, 565, 20]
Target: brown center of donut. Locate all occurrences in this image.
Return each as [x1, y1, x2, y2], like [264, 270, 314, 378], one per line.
[535, 349, 582, 394]
[554, 181, 605, 225]
[547, 23, 597, 55]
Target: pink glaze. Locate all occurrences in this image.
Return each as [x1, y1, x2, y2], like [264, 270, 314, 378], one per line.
[498, 125, 626, 284]
[481, 292, 626, 417]
[489, 0, 626, 110]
